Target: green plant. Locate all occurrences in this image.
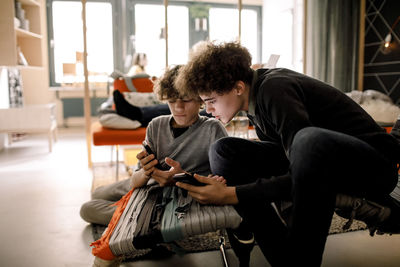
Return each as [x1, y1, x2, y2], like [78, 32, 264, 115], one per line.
[189, 4, 210, 19]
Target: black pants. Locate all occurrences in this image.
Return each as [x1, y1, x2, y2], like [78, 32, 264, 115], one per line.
[209, 127, 398, 266]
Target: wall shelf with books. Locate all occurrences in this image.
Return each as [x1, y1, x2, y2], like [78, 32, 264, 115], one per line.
[15, 27, 42, 39]
[0, 0, 43, 67]
[18, 0, 40, 6]
[0, 0, 50, 107]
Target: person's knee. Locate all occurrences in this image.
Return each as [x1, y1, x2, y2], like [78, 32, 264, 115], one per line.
[80, 200, 114, 225]
[290, 127, 330, 185]
[209, 137, 242, 161]
[290, 127, 332, 159]
[92, 187, 111, 201]
[80, 201, 94, 223]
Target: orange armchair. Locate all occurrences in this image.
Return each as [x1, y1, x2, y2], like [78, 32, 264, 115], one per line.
[91, 75, 157, 180]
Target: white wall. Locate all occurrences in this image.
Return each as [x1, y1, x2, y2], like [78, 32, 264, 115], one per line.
[0, 68, 9, 109]
[0, 134, 5, 151]
[0, 67, 9, 151]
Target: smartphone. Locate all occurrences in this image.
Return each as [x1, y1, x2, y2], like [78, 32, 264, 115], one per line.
[173, 172, 206, 186]
[142, 140, 163, 169]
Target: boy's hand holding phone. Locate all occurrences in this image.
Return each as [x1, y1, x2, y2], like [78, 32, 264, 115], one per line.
[134, 141, 163, 182]
[139, 142, 186, 187]
[142, 141, 163, 169]
[175, 174, 236, 205]
[172, 172, 206, 186]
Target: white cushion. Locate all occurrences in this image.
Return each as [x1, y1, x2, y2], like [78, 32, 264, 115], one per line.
[123, 92, 162, 107]
[99, 113, 141, 129]
[360, 99, 400, 124]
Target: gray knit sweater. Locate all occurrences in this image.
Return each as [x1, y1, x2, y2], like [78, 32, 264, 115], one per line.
[145, 115, 228, 176]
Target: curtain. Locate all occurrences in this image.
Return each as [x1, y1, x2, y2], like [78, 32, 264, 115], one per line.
[306, 0, 360, 92]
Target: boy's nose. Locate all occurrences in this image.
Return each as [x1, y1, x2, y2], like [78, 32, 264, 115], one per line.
[205, 104, 213, 114]
[176, 101, 185, 109]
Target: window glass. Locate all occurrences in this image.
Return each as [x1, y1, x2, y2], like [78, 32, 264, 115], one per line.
[260, 0, 303, 72]
[48, 1, 265, 85]
[209, 7, 239, 43]
[167, 5, 190, 66]
[134, 3, 167, 77]
[134, 4, 189, 76]
[241, 9, 258, 64]
[208, 6, 259, 64]
[52, 1, 113, 85]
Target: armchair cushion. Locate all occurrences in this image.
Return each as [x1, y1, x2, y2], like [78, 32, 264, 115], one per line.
[123, 92, 162, 107]
[99, 113, 141, 129]
[92, 121, 147, 146]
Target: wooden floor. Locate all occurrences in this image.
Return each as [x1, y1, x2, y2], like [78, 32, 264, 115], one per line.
[0, 127, 400, 267]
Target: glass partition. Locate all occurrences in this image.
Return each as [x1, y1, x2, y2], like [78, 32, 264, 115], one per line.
[209, 6, 239, 42]
[51, 1, 114, 85]
[252, 0, 303, 72]
[47, 0, 263, 85]
[47, 0, 302, 85]
[167, 4, 190, 66]
[128, 1, 166, 77]
[239, 0, 262, 65]
[166, 0, 243, 67]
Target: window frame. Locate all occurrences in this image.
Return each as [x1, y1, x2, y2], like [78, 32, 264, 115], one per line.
[46, 0, 118, 87]
[127, 0, 262, 64]
[46, 0, 262, 86]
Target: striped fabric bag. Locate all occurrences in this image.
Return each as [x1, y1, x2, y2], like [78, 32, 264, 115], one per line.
[92, 184, 242, 260]
[157, 186, 242, 243]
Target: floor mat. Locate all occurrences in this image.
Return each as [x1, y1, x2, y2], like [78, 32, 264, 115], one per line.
[91, 162, 367, 261]
[91, 225, 230, 261]
[92, 162, 131, 192]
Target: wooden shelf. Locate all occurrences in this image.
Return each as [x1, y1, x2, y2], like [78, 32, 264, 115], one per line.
[15, 27, 42, 39]
[1, 0, 44, 67]
[16, 65, 44, 70]
[0, 0, 49, 107]
[18, 0, 40, 7]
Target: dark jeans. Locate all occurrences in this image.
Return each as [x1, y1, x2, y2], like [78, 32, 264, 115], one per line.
[140, 104, 170, 126]
[209, 127, 398, 266]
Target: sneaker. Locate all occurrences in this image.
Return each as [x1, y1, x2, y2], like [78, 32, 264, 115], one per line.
[92, 256, 121, 267]
[226, 227, 255, 267]
[375, 197, 400, 235]
[390, 115, 400, 140]
[335, 194, 391, 236]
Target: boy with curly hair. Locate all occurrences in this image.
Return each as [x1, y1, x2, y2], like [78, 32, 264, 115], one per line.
[80, 65, 227, 226]
[174, 42, 400, 266]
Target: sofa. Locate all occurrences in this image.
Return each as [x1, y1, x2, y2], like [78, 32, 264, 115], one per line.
[91, 74, 157, 179]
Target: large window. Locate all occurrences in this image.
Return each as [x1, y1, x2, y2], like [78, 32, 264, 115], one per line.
[166, 5, 190, 67]
[133, 3, 168, 76]
[129, 1, 261, 77]
[209, 8, 239, 42]
[46, 0, 266, 86]
[208, 7, 259, 61]
[260, 0, 304, 72]
[132, 4, 190, 76]
[49, 0, 114, 86]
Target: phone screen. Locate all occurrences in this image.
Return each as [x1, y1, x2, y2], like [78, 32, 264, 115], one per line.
[142, 140, 155, 156]
[172, 173, 205, 186]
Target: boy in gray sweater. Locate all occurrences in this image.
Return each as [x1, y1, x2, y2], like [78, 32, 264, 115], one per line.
[80, 65, 227, 226]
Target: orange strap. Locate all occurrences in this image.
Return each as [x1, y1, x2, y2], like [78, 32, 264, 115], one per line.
[90, 188, 135, 260]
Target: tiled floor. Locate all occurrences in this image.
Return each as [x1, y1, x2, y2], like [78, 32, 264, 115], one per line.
[0, 127, 399, 267]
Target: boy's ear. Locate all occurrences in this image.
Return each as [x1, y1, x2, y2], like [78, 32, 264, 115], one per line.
[234, 81, 246, 96]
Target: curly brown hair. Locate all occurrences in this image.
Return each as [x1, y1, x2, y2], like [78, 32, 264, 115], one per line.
[175, 42, 254, 97]
[154, 65, 202, 102]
